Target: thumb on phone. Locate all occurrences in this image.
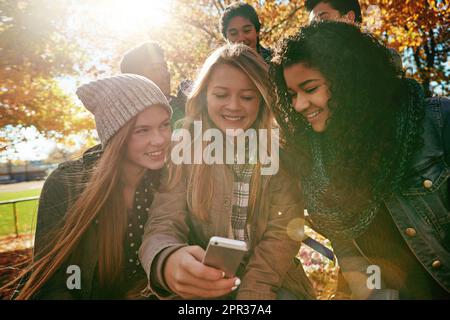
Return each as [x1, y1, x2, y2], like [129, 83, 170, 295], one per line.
[185, 246, 226, 280]
[186, 245, 206, 262]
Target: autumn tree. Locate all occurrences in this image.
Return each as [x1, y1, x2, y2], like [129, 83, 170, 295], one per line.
[1, 0, 448, 158]
[361, 0, 449, 96]
[0, 0, 94, 150]
[158, 0, 307, 84]
[160, 0, 448, 96]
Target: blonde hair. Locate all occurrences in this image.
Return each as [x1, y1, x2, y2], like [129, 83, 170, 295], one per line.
[9, 118, 139, 299]
[168, 44, 275, 221]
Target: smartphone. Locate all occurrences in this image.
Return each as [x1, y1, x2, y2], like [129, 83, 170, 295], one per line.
[202, 236, 248, 278]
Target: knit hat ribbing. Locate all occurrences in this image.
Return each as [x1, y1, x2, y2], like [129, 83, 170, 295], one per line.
[76, 74, 172, 146]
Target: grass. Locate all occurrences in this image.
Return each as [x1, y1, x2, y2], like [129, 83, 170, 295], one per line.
[0, 189, 41, 238]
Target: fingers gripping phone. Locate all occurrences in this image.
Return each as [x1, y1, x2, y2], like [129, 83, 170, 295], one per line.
[202, 236, 248, 278]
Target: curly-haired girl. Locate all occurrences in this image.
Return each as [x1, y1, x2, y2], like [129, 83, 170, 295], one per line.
[270, 21, 450, 299]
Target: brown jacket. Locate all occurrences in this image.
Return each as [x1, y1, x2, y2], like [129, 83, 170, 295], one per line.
[139, 164, 315, 300]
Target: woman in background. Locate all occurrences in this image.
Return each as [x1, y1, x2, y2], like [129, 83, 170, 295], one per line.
[219, 2, 272, 62]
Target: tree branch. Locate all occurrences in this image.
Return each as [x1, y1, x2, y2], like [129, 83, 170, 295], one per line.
[427, 28, 436, 69]
[413, 47, 431, 97]
[214, 0, 225, 12]
[263, 5, 303, 35]
[186, 19, 220, 40]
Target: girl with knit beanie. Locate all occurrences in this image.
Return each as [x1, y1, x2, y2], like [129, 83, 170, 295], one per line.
[10, 74, 173, 299]
[270, 21, 450, 299]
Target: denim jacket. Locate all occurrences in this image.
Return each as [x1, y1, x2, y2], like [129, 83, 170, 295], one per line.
[384, 96, 450, 292]
[334, 97, 450, 299]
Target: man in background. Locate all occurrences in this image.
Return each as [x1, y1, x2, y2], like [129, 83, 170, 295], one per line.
[305, 0, 402, 73]
[120, 42, 188, 125]
[306, 0, 362, 24]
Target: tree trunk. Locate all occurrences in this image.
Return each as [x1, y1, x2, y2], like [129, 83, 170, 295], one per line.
[413, 48, 432, 97]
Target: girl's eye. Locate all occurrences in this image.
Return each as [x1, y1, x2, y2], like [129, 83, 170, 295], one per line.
[241, 96, 255, 101]
[214, 93, 227, 99]
[135, 129, 148, 134]
[305, 86, 319, 94]
[161, 122, 171, 129]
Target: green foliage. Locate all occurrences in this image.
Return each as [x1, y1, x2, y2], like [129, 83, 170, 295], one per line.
[0, 0, 94, 137]
[0, 189, 40, 237]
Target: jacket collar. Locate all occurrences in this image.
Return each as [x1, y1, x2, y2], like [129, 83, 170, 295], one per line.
[81, 144, 103, 169]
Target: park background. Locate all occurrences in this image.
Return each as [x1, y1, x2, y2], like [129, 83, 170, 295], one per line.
[0, 0, 448, 299]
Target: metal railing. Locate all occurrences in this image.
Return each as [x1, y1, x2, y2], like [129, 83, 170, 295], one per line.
[0, 196, 39, 237]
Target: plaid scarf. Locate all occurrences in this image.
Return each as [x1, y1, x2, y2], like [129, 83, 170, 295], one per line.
[230, 164, 255, 242]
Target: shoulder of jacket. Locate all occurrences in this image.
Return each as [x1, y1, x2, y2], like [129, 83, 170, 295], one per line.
[41, 160, 83, 189]
[424, 96, 450, 129]
[425, 96, 450, 112]
[55, 145, 102, 172]
[56, 158, 84, 172]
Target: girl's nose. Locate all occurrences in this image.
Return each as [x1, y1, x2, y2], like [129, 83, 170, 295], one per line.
[294, 94, 309, 113]
[150, 130, 167, 146]
[226, 95, 242, 111]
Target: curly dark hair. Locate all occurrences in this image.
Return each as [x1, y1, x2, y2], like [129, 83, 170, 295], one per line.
[270, 21, 424, 211]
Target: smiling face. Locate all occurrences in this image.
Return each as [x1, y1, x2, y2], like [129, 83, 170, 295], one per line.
[125, 105, 171, 171]
[283, 63, 331, 133]
[206, 63, 261, 133]
[226, 16, 258, 51]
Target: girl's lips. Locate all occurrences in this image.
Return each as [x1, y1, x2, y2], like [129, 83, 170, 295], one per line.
[222, 115, 245, 121]
[303, 109, 323, 122]
[146, 150, 163, 156]
[145, 149, 166, 161]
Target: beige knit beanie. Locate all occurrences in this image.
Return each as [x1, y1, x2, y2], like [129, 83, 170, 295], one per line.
[76, 74, 172, 146]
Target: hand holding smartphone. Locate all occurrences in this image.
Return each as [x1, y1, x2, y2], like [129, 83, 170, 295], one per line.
[202, 236, 248, 278]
